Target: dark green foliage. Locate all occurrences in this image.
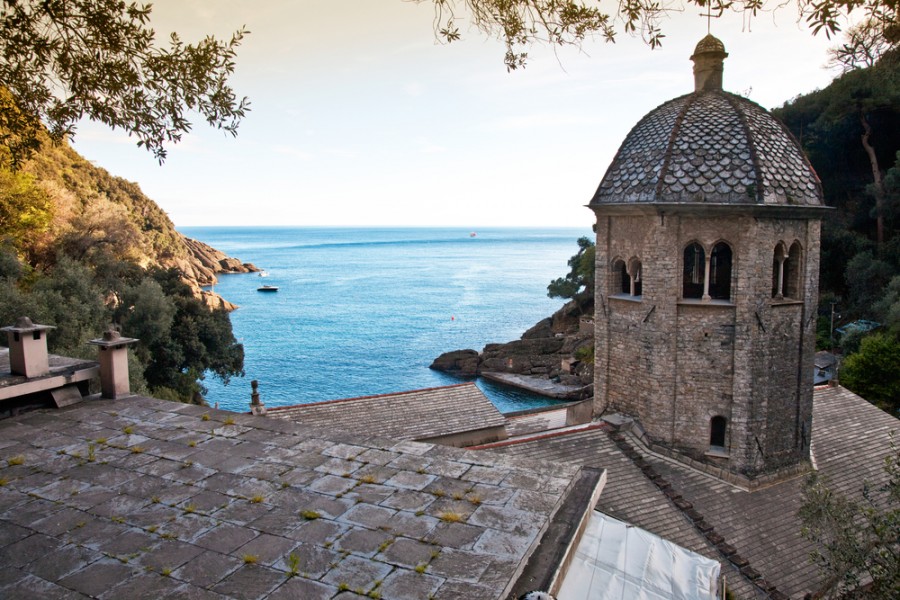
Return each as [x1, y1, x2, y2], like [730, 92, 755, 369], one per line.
[547, 236, 595, 300]
[0, 252, 243, 404]
[840, 333, 900, 413]
[0, 0, 249, 166]
[799, 440, 899, 598]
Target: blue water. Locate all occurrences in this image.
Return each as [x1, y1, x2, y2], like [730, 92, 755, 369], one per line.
[179, 227, 590, 413]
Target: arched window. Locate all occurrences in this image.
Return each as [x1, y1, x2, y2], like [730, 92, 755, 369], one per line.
[710, 416, 727, 449]
[772, 243, 786, 299]
[772, 242, 802, 300]
[709, 242, 732, 300]
[612, 259, 628, 295]
[629, 258, 643, 297]
[784, 242, 802, 299]
[682, 243, 705, 299]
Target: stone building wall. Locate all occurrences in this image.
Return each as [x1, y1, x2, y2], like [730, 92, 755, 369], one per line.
[593, 209, 820, 477]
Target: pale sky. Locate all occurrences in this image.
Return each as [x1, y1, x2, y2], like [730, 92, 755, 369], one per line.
[70, 1, 846, 228]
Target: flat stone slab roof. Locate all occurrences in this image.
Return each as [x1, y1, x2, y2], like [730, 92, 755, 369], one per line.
[267, 383, 507, 441]
[484, 385, 899, 599]
[0, 395, 585, 599]
[0, 348, 97, 390]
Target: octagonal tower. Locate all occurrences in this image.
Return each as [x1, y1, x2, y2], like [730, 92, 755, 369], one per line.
[589, 35, 827, 479]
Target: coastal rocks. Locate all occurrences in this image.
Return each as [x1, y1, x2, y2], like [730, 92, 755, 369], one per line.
[429, 349, 480, 376]
[431, 296, 596, 399]
[159, 235, 259, 311]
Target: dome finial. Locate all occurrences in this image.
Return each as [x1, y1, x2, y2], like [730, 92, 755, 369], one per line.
[690, 34, 728, 92]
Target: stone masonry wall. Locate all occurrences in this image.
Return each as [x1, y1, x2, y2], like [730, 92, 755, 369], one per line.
[593, 208, 821, 477]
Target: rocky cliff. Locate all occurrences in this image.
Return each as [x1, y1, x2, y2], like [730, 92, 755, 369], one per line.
[430, 296, 595, 400]
[169, 236, 258, 311]
[17, 136, 256, 310]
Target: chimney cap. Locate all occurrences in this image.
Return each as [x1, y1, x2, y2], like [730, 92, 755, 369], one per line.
[1, 316, 55, 333]
[89, 326, 138, 349]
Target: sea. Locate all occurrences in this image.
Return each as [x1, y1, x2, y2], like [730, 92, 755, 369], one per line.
[178, 227, 591, 414]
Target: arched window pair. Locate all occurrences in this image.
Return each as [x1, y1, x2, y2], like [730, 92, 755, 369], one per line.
[772, 242, 802, 300]
[612, 257, 642, 298]
[683, 242, 732, 301]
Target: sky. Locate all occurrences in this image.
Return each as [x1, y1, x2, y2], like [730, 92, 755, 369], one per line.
[70, 1, 848, 228]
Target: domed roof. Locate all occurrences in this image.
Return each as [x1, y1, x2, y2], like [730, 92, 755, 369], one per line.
[691, 33, 727, 57]
[590, 40, 822, 207]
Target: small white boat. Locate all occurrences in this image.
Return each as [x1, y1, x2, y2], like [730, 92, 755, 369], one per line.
[258, 270, 269, 277]
[257, 285, 279, 292]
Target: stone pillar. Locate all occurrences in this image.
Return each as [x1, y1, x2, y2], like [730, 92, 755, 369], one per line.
[250, 380, 267, 416]
[88, 328, 139, 399]
[1, 317, 55, 378]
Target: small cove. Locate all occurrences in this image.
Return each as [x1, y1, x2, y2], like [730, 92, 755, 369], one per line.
[181, 226, 590, 413]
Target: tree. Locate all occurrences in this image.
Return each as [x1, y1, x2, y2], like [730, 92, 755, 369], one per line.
[548, 236, 595, 300]
[840, 332, 900, 413]
[0, 0, 249, 166]
[424, 1, 900, 71]
[799, 439, 899, 598]
[0, 165, 53, 253]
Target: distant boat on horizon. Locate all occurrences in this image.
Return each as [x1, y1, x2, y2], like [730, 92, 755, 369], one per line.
[257, 285, 279, 292]
[469, 232, 477, 238]
[259, 270, 269, 277]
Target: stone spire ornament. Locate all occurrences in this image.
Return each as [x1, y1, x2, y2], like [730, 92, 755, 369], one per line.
[690, 34, 728, 92]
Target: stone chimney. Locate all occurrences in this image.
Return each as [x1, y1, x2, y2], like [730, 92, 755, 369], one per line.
[249, 379, 267, 416]
[88, 328, 139, 399]
[1, 317, 55, 378]
[690, 34, 728, 92]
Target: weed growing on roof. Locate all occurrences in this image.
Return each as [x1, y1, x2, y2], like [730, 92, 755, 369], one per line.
[151, 496, 161, 504]
[415, 563, 427, 574]
[122, 426, 133, 434]
[87, 443, 96, 462]
[223, 416, 235, 426]
[95, 437, 107, 445]
[337, 583, 350, 592]
[249, 494, 264, 504]
[0, 477, 8, 486]
[183, 503, 197, 514]
[359, 474, 377, 484]
[7, 455, 25, 466]
[188, 440, 197, 448]
[285, 552, 300, 577]
[437, 511, 464, 523]
[468, 494, 483, 505]
[146, 525, 158, 533]
[431, 489, 445, 498]
[300, 510, 321, 520]
[130, 446, 145, 454]
[242, 554, 258, 564]
[201, 413, 210, 421]
[161, 567, 172, 576]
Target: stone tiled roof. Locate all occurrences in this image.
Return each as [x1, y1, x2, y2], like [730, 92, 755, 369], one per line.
[590, 91, 823, 207]
[644, 386, 898, 598]
[481, 426, 763, 599]
[267, 383, 507, 442]
[0, 395, 585, 599]
[488, 386, 898, 599]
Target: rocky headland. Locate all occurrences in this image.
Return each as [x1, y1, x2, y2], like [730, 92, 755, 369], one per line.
[19, 135, 257, 311]
[430, 296, 595, 400]
[172, 235, 259, 311]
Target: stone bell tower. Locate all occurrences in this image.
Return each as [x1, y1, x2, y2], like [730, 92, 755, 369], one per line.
[589, 35, 827, 480]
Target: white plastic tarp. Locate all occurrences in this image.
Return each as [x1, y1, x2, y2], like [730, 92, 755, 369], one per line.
[557, 512, 720, 600]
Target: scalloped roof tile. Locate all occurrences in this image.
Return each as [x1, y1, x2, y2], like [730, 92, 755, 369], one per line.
[590, 91, 823, 207]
